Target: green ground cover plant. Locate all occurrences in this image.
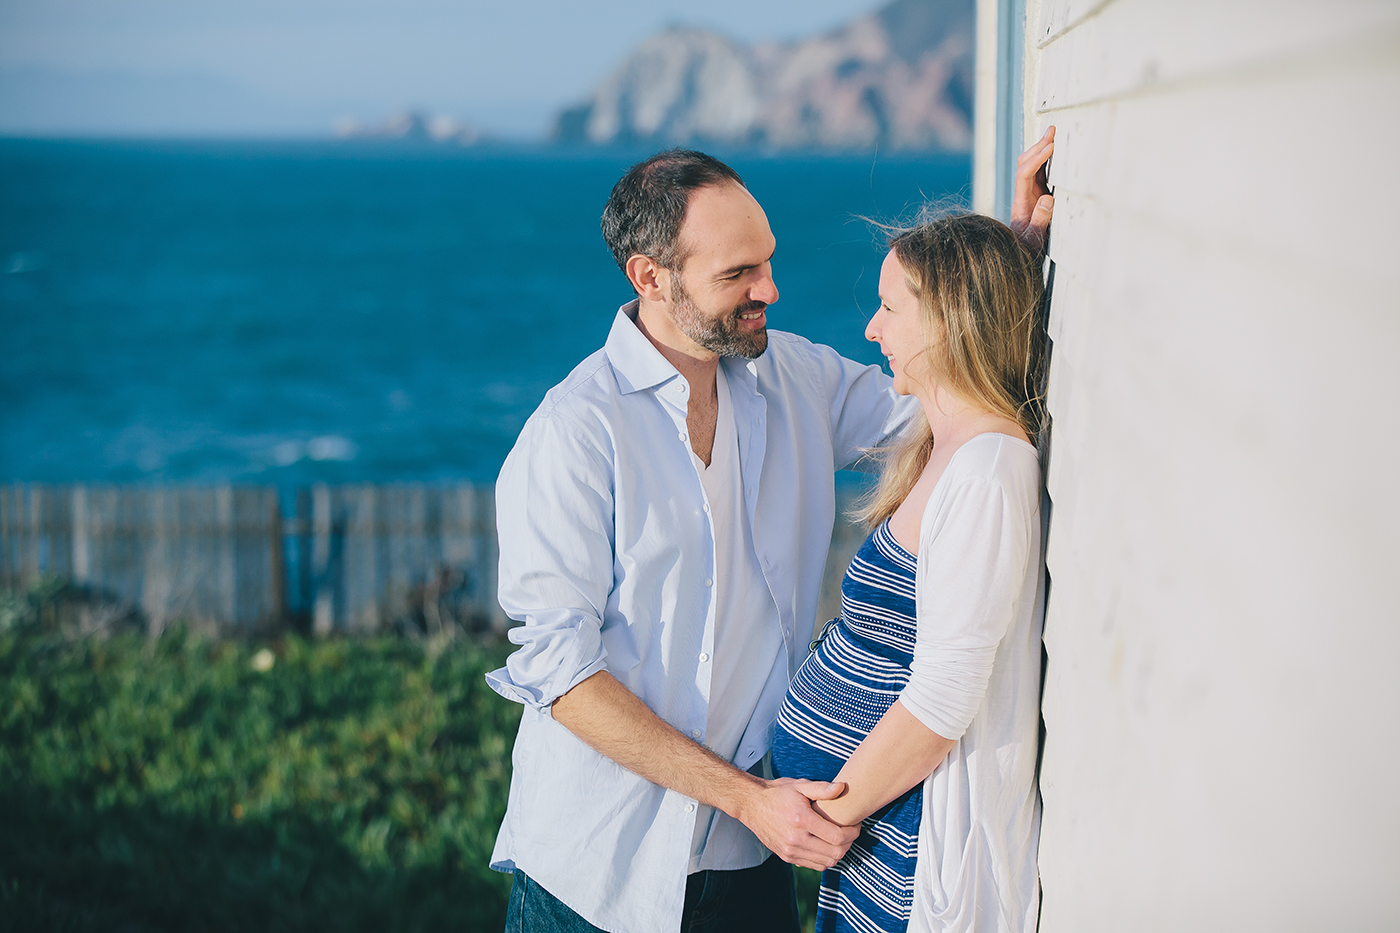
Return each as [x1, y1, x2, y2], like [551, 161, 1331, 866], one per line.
[0, 583, 520, 931]
[0, 582, 821, 931]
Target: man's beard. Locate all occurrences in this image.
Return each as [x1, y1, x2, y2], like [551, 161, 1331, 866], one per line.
[670, 275, 769, 359]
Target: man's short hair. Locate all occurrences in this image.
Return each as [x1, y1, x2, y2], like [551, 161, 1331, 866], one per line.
[601, 149, 745, 279]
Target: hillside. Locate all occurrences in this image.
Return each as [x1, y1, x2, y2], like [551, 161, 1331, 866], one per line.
[554, 0, 975, 152]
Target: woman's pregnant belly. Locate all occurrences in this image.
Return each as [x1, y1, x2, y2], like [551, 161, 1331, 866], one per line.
[771, 621, 913, 784]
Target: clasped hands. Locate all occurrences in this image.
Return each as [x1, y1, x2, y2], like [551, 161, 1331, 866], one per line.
[737, 776, 859, 872]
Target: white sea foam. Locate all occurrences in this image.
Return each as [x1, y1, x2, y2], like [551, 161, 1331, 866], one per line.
[307, 436, 357, 462]
[272, 440, 304, 466]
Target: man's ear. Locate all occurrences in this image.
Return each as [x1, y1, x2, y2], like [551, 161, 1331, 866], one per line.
[626, 254, 668, 301]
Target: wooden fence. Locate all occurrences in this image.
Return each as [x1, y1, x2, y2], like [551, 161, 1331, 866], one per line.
[0, 484, 503, 636]
[0, 483, 866, 638]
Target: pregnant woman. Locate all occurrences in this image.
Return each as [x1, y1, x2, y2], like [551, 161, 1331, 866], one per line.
[771, 207, 1050, 932]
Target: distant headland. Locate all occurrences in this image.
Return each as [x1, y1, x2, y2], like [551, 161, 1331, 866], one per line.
[343, 0, 973, 154]
[553, 0, 973, 153]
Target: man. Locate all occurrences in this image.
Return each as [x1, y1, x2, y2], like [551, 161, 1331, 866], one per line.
[487, 139, 1055, 933]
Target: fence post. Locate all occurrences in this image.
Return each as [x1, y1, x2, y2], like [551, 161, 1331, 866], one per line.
[143, 487, 171, 638]
[345, 485, 380, 632]
[71, 486, 89, 587]
[0, 485, 12, 588]
[477, 485, 507, 633]
[23, 485, 40, 581]
[214, 485, 235, 630]
[296, 487, 316, 624]
[269, 492, 286, 628]
[312, 483, 334, 636]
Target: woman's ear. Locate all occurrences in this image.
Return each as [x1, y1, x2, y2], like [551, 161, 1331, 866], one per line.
[626, 254, 667, 301]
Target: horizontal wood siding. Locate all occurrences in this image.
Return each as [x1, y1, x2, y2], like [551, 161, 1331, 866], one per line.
[1026, 1, 1400, 928]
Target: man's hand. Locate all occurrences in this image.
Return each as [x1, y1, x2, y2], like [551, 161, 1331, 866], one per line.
[734, 777, 860, 871]
[552, 672, 860, 870]
[1009, 125, 1056, 258]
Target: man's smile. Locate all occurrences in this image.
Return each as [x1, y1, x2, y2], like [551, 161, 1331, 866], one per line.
[734, 300, 768, 330]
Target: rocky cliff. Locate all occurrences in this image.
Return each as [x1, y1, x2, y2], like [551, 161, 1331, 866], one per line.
[554, 0, 974, 152]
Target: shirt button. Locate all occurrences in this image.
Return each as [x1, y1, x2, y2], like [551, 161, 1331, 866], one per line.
[692, 729, 702, 738]
[684, 803, 696, 813]
[702, 503, 710, 512]
[704, 578, 713, 587]
[678, 432, 686, 442]
[698, 652, 710, 663]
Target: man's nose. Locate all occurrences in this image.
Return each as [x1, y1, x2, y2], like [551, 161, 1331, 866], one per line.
[751, 266, 779, 305]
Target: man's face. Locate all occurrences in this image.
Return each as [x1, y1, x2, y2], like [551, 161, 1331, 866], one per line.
[665, 183, 779, 359]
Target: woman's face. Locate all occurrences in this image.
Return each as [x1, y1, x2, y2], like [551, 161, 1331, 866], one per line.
[866, 250, 930, 396]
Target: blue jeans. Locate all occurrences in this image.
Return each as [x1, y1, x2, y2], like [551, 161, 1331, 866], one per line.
[504, 855, 800, 933]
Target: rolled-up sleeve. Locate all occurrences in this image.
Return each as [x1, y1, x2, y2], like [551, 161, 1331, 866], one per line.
[485, 411, 616, 713]
[899, 478, 1033, 740]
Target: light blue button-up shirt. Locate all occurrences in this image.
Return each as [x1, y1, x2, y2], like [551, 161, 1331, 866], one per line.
[486, 302, 910, 933]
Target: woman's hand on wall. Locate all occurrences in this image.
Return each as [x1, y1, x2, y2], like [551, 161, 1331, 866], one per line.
[1010, 125, 1056, 258]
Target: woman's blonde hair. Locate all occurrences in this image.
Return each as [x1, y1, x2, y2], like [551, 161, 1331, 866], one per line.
[854, 211, 1046, 527]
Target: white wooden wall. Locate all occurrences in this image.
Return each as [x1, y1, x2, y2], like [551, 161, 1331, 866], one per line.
[1011, 1, 1400, 929]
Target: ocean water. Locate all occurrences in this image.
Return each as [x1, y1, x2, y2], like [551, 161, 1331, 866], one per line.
[0, 139, 969, 486]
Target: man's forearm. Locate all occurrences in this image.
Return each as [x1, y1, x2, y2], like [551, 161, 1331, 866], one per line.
[550, 668, 862, 870]
[550, 669, 761, 818]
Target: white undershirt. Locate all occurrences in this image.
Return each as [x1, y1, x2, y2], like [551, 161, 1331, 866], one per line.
[687, 365, 786, 872]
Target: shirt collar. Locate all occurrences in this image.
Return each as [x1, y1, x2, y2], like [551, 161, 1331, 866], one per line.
[605, 300, 681, 395]
[605, 299, 765, 397]
[721, 355, 760, 397]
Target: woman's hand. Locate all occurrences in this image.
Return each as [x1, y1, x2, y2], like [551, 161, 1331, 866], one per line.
[1009, 125, 1056, 258]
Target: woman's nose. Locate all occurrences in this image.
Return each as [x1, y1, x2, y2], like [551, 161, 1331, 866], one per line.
[865, 309, 882, 343]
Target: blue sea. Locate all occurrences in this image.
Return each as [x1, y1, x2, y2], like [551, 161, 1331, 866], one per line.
[0, 139, 969, 486]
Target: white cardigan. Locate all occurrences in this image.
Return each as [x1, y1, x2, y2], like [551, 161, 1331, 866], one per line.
[899, 433, 1044, 933]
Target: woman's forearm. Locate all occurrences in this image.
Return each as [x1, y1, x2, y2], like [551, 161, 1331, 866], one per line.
[813, 700, 957, 827]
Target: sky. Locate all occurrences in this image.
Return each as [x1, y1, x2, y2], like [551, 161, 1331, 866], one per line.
[0, 0, 888, 138]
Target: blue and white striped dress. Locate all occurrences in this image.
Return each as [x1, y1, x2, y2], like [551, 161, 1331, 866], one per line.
[772, 518, 921, 933]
